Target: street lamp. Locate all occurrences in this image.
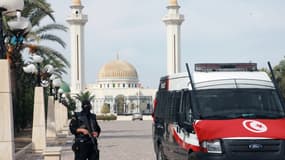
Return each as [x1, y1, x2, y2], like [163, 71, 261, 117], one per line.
[23, 54, 54, 87]
[60, 93, 68, 106]
[7, 12, 31, 51]
[49, 74, 57, 96]
[58, 88, 64, 103]
[0, 0, 25, 59]
[53, 78, 62, 100]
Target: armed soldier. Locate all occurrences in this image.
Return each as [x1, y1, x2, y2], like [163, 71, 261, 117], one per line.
[70, 100, 101, 160]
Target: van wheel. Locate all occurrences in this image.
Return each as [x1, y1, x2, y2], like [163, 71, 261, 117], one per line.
[188, 153, 196, 160]
[157, 145, 167, 160]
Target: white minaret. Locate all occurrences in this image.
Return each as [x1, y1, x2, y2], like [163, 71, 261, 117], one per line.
[163, 0, 184, 75]
[66, 0, 88, 94]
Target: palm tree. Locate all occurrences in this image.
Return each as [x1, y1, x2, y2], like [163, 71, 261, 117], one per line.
[2, 0, 69, 132]
[273, 59, 285, 98]
[75, 91, 95, 103]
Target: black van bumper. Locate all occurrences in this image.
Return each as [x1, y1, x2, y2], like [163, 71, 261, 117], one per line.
[190, 152, 285, 160]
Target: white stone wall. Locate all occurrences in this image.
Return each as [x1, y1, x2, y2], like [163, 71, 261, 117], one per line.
[87, 86, 157, 114]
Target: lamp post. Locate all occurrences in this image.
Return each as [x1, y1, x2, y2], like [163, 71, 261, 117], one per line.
[49, 74, 57, 96]
[58, 88, 64, 103]
[23, 54, 55, 87]
[46, 74, 61, 138]
[23, 54, 55, 152]
[23, 54, 43, 86]
[0, 8, 6, 59]
[46, 73, 58, 139]
[53, 78, 62, 100]
[52, 79, 62, 133]
[7, 12, 32, 51]
[0, 1, 25, 159]
[59, 92, 68, 131]
[0, 0, 24, 59]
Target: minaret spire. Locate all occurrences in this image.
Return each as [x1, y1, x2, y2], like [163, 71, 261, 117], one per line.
[72, 0, 81, 6]
[67, 0, 88, 94]
[169, 0, 178, 6]
[116, 52, 120, 60]
[163, 0, 184, 75]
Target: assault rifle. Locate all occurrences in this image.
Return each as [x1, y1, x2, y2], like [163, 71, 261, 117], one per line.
[86, 116, 98, 151]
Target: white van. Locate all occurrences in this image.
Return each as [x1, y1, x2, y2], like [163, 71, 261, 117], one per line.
[152, 63, 285, 160]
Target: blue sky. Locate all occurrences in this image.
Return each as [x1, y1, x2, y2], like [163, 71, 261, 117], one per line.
[44, 0, 285, 88]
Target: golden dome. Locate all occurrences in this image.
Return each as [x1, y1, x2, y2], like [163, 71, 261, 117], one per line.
[98, 60, 138, 80]
[169, 0, 178, 5]
[72, 0, 81, 5]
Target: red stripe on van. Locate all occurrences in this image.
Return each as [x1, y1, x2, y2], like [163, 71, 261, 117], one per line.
[172, 126, 200, 152]
[194, 119, 285, 142]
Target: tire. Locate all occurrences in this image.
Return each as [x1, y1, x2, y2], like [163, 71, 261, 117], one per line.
[156, 145, 167, 160]
[188, 153, 196, 160]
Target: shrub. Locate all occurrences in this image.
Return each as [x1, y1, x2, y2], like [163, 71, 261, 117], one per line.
[96, 114, 117, 121]
[101, 103, 110, 114]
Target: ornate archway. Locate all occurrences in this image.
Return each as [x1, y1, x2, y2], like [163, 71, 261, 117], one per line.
[114, 95, 125, 114]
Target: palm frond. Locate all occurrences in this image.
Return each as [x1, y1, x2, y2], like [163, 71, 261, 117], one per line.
[24, 0, 55, 22]
[74, 91, 95, 102]
[38, 34, 66, 48]
[35, 24, 68, 34]
[35, 45, 70, 67]
[29, 9, 53, 26]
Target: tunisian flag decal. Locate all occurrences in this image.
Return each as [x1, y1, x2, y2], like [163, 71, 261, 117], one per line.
[242, 120, 267, 133]
[194, 119, 285, 142]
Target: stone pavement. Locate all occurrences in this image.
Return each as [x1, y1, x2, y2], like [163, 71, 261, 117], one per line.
[61, 120, 155, 160]
[24, 119, 155, 160]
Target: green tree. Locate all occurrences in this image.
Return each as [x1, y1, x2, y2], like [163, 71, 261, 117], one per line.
[74, 91, 95, 102]
[61, 94, 76, 119]
[273, 59, 285, 98]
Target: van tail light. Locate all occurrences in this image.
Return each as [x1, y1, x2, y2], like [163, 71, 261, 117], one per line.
[166, 79, 169, 90]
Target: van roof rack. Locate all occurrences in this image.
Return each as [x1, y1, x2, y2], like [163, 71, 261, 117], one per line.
[195, 63, 257, 72]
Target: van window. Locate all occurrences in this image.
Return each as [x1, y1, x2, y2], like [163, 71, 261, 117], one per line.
[164, 91, 181, 122]
[154, 91, 167, 119]
[154, 91, 181, 122]
[180, 91, 192, 122]
[194, 88, 285, 119]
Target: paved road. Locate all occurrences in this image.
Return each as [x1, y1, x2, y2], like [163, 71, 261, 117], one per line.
[62, 120, 156, 160]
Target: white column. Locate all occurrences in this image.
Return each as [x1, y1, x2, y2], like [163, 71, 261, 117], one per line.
[54, 101, 61, 133]
[32, 87, 46, 153]
[46, 96, 56, 138]
[63, 106, 68, 127]
[67, 2, 88, 94]
[59, 103, 68, 129]
[0, 60, 15, 160]
[163, 1, 184, 75]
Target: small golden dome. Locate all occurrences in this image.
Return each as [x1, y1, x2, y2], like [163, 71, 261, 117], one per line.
[72, 0, 81, 5]
[98, 60, 138, 80]
[169, 0, 178, 5]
